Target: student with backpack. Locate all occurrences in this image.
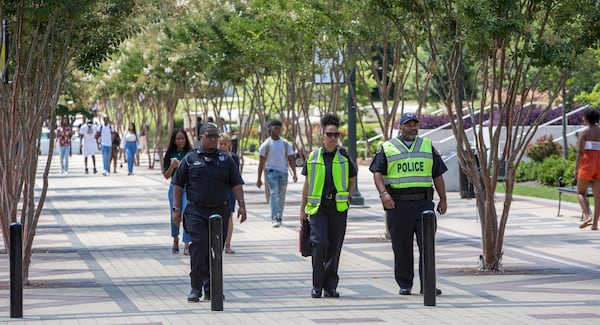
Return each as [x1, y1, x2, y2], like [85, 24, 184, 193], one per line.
[256, 120, 298, 227]
[97, 116, 115, 176]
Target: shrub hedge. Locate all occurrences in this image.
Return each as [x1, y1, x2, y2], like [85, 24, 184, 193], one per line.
[516, 154, 575, 186]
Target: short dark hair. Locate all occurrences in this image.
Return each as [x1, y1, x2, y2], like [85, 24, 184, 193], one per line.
[269, 120, 282, 128]
[584, 108, 600, 124]
[321, 113, 340, 129]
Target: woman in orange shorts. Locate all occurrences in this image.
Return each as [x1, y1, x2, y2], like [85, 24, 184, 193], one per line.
[574, 108, 600, 230]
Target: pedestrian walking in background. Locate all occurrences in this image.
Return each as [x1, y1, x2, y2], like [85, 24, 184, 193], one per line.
[121, 122, 140, 175]
[163, 128, 192, 255]
[97, 116, 115, 176]
[574, 108, 600, 230]
[138, 122, 150, 165]
[370, 112, 448, 296]
[219, 133, 240, 254]
[110, 129, 121, 174]
[172, 123, 247, 302]
[79, 119, 98, 174]
[299, 113, 357, 299]
[56, 118, 74, 175]
[256, 119, 298, 227]
[217, 117, 230, 134]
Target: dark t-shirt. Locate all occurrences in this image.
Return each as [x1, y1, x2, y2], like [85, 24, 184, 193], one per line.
[172, 148, 244, 207]
[163, 150, 188, 173]
[369, 137, 447, 193]
[301, 147, 358, 195]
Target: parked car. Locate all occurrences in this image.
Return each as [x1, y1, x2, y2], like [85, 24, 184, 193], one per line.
[39, 128, 81, 155]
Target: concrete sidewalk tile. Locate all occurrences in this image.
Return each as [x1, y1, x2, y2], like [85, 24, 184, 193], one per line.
[1, 154, 600, 323]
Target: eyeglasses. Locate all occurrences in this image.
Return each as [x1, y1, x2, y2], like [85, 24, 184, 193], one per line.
[324, 132, 340, 138]
[204, 134, 219, 139]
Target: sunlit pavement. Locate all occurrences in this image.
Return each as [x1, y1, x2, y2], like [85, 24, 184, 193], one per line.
[1, 153, 599, 324]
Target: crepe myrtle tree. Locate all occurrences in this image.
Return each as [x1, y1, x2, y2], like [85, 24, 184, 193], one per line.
[0, 0, 138, 282]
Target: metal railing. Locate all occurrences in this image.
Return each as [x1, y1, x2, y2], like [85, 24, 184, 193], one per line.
[356, 133, 384, 159]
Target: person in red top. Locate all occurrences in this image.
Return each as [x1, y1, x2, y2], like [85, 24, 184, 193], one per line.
[56, 118, 74, 175]
[574, 108, 600, 230]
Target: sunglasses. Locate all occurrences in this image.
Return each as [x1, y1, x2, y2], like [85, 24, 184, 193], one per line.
[204, 134, 220, 139]
[324, 132, 341, 138]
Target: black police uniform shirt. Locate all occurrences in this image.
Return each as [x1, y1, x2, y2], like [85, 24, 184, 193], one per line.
[301, 147, 358, 196]
[368, 138, 447, 195]
[172, 147, 244, 207]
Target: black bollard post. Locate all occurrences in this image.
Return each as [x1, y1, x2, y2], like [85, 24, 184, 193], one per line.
[209, 214, 223, 311]
[422, 210, 436, 306]
[10, 222, 23, 318]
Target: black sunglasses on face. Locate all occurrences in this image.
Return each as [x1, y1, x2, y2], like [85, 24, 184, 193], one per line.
[204, 134, 219, 139]
[324, 132, 340, 138]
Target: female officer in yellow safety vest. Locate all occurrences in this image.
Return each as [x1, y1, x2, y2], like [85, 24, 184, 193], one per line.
[299, 113, 357, 299]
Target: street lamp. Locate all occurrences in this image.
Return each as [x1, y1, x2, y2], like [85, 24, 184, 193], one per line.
[347, 43, 364, 206]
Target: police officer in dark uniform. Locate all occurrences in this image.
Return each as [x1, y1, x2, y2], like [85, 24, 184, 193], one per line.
[369, 112, 447, 296]
[172, 123, 247, 302]
[299, 113, 357, 298]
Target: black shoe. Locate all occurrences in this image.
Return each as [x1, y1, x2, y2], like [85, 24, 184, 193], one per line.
[311, 287, 322, 298]
[324, 289, 340, 298]
[187, 288, 201, 302]
[399, 287, 412, 295]
[85, 168, 89, 174]
[419, 288, 442, 296]
[93, 168, 97, 174]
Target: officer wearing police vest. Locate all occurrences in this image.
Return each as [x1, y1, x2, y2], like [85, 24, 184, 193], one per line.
[369, 112, 447, 296]
[300, 113, 357, 299]
[172, 123, 247, 302]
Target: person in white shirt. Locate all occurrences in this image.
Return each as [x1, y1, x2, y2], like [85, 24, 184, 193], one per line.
[79, 119, 98, 174]
[121, 122, 140, 175]
[97, 116, 115, 176]
[256, 120, 298, 227]
[218, 117, 230, 134]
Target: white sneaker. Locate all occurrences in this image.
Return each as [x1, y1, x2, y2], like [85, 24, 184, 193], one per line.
[272, 220, 281, 228]
[103, 171, 109, 176]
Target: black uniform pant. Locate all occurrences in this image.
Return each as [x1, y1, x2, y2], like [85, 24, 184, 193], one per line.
[309, 199, 348, 291]
[386, 198, 434, 289]
[184, 205, 229, 293]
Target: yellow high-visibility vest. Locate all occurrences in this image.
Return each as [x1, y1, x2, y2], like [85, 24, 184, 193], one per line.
[382, 137, 433, 189]
[305, 147, 350, 215]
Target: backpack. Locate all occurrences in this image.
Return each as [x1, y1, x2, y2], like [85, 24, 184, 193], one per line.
[97, 125, 115, 141]
[263, 137, 291, 160]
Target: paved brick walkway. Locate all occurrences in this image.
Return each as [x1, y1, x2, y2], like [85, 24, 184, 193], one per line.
[1, 154, 600, 324]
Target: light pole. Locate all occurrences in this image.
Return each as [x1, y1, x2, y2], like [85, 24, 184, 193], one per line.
[347, 43, 364, 206]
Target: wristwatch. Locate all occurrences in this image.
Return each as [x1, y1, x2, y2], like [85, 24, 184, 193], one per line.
[172, 207, 181, 212]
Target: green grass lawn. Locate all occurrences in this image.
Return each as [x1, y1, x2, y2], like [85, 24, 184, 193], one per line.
[496, 183, 593, 205]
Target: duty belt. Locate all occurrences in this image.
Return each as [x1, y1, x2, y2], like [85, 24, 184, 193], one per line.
[189, 200, 229, 208]
[394, 193, 427, 201]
